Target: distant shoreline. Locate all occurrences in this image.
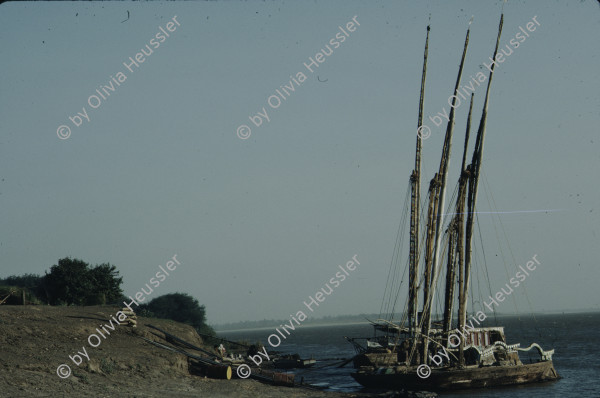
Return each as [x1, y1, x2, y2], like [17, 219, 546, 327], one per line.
[213, 308, 600, 333]
[217, 321, 370, 334]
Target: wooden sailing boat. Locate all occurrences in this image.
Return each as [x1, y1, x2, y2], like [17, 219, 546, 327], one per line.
[349, 14, 559, 391]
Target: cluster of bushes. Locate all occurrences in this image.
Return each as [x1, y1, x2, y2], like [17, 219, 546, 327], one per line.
[0, 273, 42, 305]
[0, 258, 123, 306]
[1, 257, 215, 338]
[138, 292, 215, 336]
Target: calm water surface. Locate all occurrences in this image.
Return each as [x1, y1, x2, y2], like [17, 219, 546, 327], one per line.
[221, 312, 600, 398]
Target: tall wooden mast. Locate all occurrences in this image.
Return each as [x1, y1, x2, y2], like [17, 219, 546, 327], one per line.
[421, 22, 471, 364]
[408, 24, 430, 338]
[459, 14, 504, 362]
[443, 93, 474, 342]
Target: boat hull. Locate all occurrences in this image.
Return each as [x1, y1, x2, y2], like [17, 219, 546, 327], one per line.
[351, 360, 559, 391]
[353, 352, 397, 368]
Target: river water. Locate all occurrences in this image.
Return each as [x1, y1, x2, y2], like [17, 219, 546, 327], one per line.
[220, 312, 599, 397]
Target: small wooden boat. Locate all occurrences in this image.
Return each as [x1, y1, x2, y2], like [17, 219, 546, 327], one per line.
[273, 354, 316, 369]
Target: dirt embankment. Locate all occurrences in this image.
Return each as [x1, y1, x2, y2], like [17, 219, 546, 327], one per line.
[0, 305, 380, 398]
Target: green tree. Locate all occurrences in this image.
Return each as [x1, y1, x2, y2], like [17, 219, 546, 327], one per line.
[43, 258, 123, 305]
[88, 263, 123, 304]
[0, 273, 43, 289]
[43, 258, 92, 305]
[0, 273, 44, 304]
[139, 293, 215, 336]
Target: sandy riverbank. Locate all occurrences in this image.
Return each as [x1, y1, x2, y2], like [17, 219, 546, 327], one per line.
[0, 305, 424, 397]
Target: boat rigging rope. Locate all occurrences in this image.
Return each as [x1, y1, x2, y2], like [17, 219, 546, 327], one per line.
[380, 183, 411, 318]
[482, 171, 541, 336]
[476, 211, 499, 326]
[481, 175, 520, 318]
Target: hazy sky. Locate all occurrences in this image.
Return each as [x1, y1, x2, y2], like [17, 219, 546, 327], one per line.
[1, 0, 598, 325]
